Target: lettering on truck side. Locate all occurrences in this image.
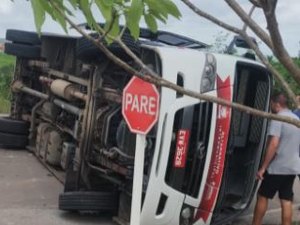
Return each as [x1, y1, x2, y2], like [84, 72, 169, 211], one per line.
[174, 129, 190, 168]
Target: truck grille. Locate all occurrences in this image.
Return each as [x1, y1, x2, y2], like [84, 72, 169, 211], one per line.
[165, 102, 213, 198]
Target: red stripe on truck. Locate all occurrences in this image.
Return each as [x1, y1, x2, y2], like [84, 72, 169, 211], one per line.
[195, 76, 232, 223]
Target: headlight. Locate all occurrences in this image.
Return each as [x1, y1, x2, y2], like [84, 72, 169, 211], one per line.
[200, 53, 216, 93]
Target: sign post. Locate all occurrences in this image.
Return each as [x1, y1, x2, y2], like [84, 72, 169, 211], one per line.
[122, 76, 159, 225]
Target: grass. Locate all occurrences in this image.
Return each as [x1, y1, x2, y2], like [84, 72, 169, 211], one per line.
[0, 53, 15, 113]
[0, 53, 15, 67]
[0, 98, 11, 113]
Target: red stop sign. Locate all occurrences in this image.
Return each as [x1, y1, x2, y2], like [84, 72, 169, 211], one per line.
[122, 76, 160, 135]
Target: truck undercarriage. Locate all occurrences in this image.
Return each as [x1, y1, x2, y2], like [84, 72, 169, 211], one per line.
[6, 30, 157, 223]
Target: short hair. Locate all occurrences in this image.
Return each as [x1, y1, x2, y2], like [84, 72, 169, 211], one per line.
[271, 92, 287, 107]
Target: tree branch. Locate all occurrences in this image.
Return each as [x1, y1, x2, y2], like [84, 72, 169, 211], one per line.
[260, 0, 300, 86]
[249, 0, 262, 8]
[156, 75, 300, 128]
[261, 0, 277, 15]
[180, 0, 242, 34]
[242, 5, 256, 32]
[225, 0, 273, 49]
[48, 0, 300, 128]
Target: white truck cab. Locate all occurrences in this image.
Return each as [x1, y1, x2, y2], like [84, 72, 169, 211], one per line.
[139, 46, 270, 225]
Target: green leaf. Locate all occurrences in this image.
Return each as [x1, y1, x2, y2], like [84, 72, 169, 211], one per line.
[144, 13, 157, 32]
[149, 10, 167, 24]
[160, 0, 181, 19]
[104, 15, 120, 44]
[39, 0, 52, 15]
[109, 15, 120, 38]
[126, 18, 140, 40]
[30, 0, 46, 34]
[126, 0, 143, 39]
[145, 0, 168, 18]
[52, 0, 74, 16]
[39, 0, 68, 33]
[68, 0, 78, 9]
[79, 0, 96, 29]
[128, 0, 143, 21]
[39, 1, 57, 22]
[95, 0, 113, 21]
[53, 9, 68, 33]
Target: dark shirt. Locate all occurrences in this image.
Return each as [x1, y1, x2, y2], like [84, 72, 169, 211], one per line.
[294, 109, 300, 119]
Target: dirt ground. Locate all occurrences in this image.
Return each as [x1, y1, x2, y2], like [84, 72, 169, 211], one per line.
[0, 149, 116, 225]
[0, 148, 299, 225]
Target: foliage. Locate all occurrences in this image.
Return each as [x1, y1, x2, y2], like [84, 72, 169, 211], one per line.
[0, 53, 15, 113]
[30, 0, 181, 40]
[0, 53, 15, 68]
[0, 64, 14, 99]
[270, 57, 300, 95]
[208, 31, 230, 54]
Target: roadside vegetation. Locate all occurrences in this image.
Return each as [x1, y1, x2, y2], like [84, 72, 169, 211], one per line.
[271, 58, 300, 96]
[0, 53, 15, 113]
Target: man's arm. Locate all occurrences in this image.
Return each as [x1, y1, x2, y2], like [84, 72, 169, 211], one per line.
[256, 136, 279, 180]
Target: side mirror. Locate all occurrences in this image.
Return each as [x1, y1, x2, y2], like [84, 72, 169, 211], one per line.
[225, 35, 257, 60]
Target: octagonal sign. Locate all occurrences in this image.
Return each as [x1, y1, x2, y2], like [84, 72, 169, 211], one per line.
[122, 76, 160, 135]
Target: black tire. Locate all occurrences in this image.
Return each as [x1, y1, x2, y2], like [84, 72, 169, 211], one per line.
[4, 43, 41, 59]
[0, 117, 29, 135]
[6, 29, 41, 45]
[76, 32, 140, 63]
[0, 132, 28, 149]
[59, 191, 119, 212]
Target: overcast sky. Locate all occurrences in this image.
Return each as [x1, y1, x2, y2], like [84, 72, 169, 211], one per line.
[1, 0, 300, 56]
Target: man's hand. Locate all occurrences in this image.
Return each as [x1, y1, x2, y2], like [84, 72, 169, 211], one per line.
[256, 168, 266, 180]
[256, 136, 279, 181]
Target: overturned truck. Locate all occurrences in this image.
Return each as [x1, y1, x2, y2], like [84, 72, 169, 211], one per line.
[3, 28, 271, 225]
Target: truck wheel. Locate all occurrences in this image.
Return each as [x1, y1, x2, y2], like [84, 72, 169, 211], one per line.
[0, 117, 29, 135]
[6, 29, 41, 45]
[4, 43, 41, 59]
[0, 132, 28, 149]
[76, 31, 140, 63]
[59, 191, 119, 212]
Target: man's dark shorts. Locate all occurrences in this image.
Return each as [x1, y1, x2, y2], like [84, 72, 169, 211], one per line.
[258, 172, 295, 201]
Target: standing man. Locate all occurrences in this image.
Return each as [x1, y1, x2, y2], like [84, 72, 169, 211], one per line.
[252, 92, 300, 225]
[292, 96, 300, 209]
